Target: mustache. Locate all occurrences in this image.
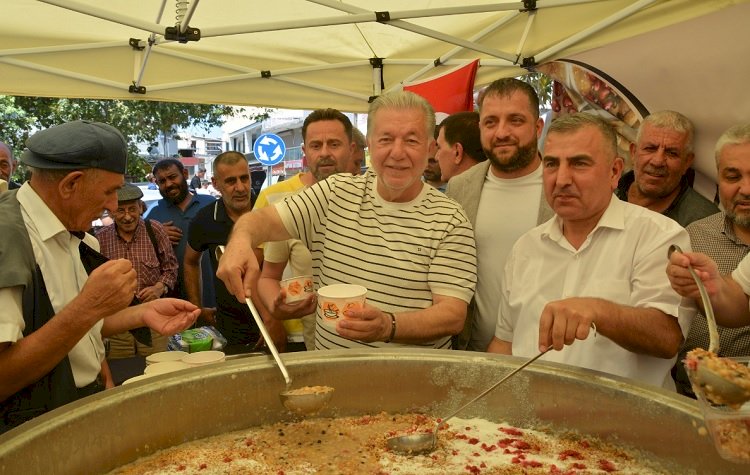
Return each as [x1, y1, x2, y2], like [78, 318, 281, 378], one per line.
[731, 196, 750, 207]
[552, 186, 580, 199]
[491, 139, 518, 147]
[641, 165, 667, 177]
[316, 158, 336, 167]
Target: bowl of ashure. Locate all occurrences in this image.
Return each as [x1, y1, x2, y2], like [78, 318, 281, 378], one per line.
[691, 355, 750, 464]
[0, 349, 746, 474]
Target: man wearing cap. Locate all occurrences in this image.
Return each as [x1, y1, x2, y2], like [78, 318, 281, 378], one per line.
[0, 120, 199, 433]
[96, 183, 179, 358]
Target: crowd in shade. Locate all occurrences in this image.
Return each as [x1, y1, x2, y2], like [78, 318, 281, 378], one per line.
[2, 79, 750, 433]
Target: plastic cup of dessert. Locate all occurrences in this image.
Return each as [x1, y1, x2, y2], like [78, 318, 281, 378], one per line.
[695, 356, 750, 464]
[142, 361, 192, 375]
[317, 284, 367, 331]
[145, 351, 188, 365]
[181, 350, 226, 367]
[280, 275, 314, 304]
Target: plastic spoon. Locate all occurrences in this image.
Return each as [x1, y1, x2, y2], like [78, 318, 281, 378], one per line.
[386, 346, 552, 455]
[669, 244, 750, 406]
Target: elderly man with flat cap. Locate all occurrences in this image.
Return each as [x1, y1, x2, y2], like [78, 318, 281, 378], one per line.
[96, 183, 179, 359]
[0, 120, 199, 433]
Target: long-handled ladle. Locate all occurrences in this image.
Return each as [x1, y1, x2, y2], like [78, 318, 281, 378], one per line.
[386, 346, 552, 455]
[216, 245, 333, 414]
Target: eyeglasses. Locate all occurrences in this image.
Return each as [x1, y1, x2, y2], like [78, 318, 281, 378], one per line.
[112, 204, 141, 217]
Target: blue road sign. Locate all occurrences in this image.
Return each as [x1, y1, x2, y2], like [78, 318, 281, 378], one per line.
[253, 133, 286, 166]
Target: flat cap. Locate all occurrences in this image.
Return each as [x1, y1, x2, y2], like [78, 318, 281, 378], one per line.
[117, 183, 144, 202]
[21, 120, 127, 174]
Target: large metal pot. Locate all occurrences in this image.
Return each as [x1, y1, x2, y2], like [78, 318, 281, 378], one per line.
[0, 349, 738, 473]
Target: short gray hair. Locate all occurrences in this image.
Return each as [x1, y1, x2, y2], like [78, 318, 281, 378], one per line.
[715, 123, 750, 167]
[638, 110, 695, 155]
[368, 90, 436, 141]
[547, 113, 618, 161]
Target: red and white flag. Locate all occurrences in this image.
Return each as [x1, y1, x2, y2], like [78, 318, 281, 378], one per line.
[403, 60, 479, 116]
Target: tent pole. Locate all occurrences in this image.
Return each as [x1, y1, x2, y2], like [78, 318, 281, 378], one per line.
[305, 0, 517, 62]
[515, 10, 536, 60]
[178, 0, 201, 34]
[0, 41, 125, 56]
[388, 11, 519, 93]
[134, 0, 169, 94]
[0, 57, 127, 90]
[535, 0, 658, 63]
[371, 58, 383, 98]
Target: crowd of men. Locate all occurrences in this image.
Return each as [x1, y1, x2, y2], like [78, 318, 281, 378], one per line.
[2, 77, 750, 433]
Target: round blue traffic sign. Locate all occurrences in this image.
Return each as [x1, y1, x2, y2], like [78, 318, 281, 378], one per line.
[253, 133, 286, 166]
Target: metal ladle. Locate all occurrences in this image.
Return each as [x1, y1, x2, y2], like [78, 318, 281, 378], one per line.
[386, 346, 552, 455]
[216, 246, 334, 415]
[669, 244, 750, 406]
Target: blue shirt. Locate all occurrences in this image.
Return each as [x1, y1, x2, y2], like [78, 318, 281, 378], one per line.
[145, 193, 217, 306]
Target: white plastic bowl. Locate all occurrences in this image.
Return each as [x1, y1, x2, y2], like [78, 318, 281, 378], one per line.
[143, 361, 191, 375]
[145, 351, 188, 365]
[181, 350, 226, 367]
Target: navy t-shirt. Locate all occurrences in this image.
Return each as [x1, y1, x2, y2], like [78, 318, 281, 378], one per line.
[187, 200, 259, 346]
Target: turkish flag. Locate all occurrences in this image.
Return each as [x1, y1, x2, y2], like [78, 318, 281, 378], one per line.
[403, 60, 479, 115]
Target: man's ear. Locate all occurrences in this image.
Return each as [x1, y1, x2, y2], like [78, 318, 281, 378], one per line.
[182, 168, 189, 180]
[58, 171, 86, 199]
[454, 142, 464, 163]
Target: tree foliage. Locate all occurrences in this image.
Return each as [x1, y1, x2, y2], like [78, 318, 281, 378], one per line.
[520, 72, 553, 110]
[0, 96, 269, 181]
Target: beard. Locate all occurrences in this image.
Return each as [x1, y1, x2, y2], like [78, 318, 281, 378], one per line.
[726, 197, 750, 228]
[160, 179, 189, 205]
[225, 193, 251, 215]
[311, 157, 341, 181]
[484, 138, 538, 174]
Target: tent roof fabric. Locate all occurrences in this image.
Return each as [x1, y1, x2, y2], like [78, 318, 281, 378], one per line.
[3, 0, 749, 182]
[1, 0, 742, 113]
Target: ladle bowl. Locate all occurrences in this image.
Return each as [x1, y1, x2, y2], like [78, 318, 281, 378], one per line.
[280, 386, 335, 415]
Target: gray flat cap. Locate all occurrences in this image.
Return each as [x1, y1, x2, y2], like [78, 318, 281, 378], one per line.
[117, 183, 144, 202]
[21, 120, 127, 174]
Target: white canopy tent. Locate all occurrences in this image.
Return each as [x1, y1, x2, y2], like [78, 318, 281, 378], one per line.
[1, 0, 748, 181]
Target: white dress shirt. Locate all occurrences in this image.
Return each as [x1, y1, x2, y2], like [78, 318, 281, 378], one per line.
[0, 184, 104, 387]
[496, 195, 693, 388]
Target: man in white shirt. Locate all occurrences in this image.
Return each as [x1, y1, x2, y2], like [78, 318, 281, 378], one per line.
[446, 78, 554, 351]
[488, 113, 691, 388]
[0, 120, 199, 432]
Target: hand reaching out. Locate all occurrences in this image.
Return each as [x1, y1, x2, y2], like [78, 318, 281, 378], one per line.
[142, 298, 200, 335]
